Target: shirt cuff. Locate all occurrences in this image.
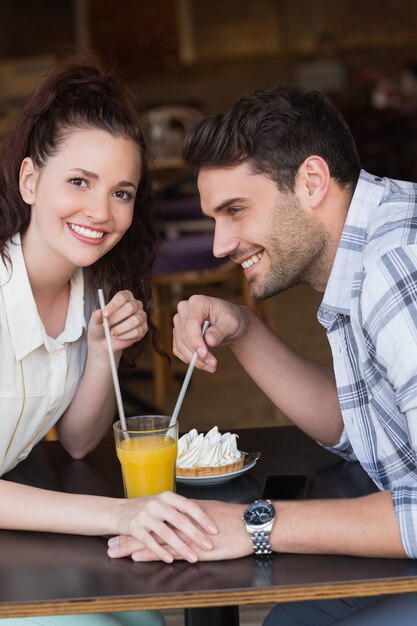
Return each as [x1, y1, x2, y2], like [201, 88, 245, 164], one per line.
[318, 426, 358, 461]
[392, 485, 417, 558]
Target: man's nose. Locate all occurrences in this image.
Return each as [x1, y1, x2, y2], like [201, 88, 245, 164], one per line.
[212, 224, 239, 259]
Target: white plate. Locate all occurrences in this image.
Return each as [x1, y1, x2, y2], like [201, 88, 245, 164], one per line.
[176, 451, 261, 486]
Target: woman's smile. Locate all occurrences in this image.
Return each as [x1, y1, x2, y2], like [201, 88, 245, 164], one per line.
[67, 222, 107, 245]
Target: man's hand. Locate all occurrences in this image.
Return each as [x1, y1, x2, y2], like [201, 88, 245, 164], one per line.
[173, 295, 252, 372]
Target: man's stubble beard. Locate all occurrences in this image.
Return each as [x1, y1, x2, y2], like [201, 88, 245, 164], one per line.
[247, 199, 331, 301]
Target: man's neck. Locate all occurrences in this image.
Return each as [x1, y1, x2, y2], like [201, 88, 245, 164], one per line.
[310, 181, 353, 292]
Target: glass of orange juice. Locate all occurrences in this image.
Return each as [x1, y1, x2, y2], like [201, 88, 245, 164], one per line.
[113, 416, 178, 498]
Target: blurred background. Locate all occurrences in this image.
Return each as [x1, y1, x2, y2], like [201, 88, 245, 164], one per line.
[4, 4, 417, 623]
[3, 0, 417, 165]
[3, 0, 417, 432]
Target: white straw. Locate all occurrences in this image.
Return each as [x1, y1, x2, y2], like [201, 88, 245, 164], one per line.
[169, 320, 210, 427]
[98, 289, 127, 431]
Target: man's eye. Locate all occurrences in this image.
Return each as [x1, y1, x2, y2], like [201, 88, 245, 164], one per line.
[228, 207, 241, 215]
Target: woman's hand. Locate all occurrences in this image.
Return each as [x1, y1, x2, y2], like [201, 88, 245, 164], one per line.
[58, 290, 147, 454]
[109, 492, 218, 563]
[88, 290, 148, 355]
[108, 500, 250, 562]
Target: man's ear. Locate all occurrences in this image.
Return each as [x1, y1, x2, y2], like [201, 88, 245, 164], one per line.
[296, 156, 330, 208]
[19, 157, 39, 204]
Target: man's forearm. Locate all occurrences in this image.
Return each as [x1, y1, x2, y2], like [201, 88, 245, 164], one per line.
[231, 311, 342, 445]
[194, 492, 406, 561]
[272, 491, 405, 557]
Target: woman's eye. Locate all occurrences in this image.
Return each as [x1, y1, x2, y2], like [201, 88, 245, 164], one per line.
[68, 177, 88, 187]
[113, 189, 133, 201]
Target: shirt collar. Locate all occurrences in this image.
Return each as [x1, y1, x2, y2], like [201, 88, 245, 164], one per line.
[318, 170, 385, 327]
[0, 233, 86, 360]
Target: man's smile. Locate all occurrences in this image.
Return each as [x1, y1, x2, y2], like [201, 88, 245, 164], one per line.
[240, 251, 263, 269]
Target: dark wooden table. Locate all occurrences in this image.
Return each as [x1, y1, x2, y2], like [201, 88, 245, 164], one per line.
[2, 426, 417, 625]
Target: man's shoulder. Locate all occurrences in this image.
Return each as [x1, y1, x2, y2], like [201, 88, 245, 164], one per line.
[363, 175, 417, 259]
[356, 178, 417, 305]
[379, 175, 417, 207]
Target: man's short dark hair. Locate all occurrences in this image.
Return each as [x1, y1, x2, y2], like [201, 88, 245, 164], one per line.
[184, 85, 361, 191]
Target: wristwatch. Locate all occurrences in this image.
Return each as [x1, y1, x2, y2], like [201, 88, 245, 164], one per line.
[242, 499, 275, 556]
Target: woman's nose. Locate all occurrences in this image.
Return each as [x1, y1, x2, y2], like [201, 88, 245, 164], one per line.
[85, 195, 111, 223]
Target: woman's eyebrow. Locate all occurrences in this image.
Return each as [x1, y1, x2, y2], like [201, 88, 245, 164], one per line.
[69, 167, 99, 180]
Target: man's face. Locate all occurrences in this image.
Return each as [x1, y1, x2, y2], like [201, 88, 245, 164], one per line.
[198, 162, 328, 299]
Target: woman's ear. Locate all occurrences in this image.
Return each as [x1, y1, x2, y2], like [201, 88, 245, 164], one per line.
[19, 157, 39, 204]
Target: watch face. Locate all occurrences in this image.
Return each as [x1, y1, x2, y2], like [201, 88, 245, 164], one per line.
[244, 500, 275, 526]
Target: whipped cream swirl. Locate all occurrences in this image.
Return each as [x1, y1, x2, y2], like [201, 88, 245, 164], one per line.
[177, 426, 241, 468]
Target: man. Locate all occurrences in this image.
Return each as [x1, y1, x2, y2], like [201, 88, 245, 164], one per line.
[111, 87, 417, 624]
[173, 86, 417, 624]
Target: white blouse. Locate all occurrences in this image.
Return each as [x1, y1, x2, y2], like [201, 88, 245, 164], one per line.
[0, 234, 88, 475]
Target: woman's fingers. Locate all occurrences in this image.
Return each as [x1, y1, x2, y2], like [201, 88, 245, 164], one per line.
[114, 492, 218, 563]
[127, 493, 217, 562]
[92, 290, 148, 350]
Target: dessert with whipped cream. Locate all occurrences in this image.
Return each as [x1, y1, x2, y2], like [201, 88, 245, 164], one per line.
[176, 426, 244, 476]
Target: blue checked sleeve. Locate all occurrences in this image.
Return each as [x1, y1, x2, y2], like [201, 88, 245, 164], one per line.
[361, 246, 417, 557]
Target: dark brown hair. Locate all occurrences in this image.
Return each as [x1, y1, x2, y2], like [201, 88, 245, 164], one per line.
[184, 85, 360, 191]
[0, 56, 157, 322]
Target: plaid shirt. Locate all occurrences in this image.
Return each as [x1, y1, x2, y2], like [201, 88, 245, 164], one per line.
[318, 170, 417, 558]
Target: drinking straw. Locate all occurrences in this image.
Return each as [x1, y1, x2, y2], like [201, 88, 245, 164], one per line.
[98, 289, 128, 431]
[169, 320, 210, 427]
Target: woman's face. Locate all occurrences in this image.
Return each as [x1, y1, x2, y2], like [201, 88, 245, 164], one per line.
[19, 127, 141, 275]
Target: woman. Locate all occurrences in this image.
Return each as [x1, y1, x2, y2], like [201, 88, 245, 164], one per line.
[0, 57, 216, 625]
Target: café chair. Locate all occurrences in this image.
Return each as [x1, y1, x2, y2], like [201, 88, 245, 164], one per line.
[156, 194, 212, 239]
[143, 104, 203, 168]
[149, 232, 276, 411]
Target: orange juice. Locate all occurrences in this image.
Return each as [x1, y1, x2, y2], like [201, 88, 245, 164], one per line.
[116, 435, 177, 498]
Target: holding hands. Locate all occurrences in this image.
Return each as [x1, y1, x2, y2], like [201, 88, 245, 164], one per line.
[109, 492, 219, 564]
[108, 499, 251, 563]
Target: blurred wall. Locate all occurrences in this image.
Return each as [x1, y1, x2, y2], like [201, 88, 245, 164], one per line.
[1, 0, 417, 110]
[2, 0, 417, 178]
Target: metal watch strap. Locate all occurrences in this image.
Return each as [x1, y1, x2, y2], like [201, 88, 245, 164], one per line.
[251, 530, 272, 556]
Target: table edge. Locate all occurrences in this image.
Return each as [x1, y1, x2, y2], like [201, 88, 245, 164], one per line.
[2, 577, 417, 618]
